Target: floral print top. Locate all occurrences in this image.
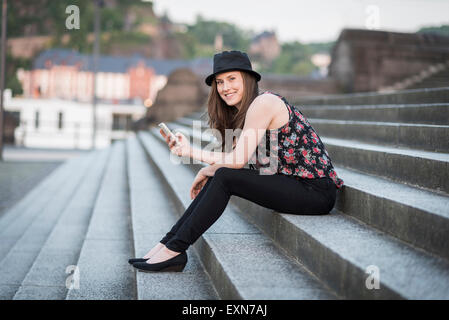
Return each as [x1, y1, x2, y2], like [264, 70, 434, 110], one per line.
[248, 91, 344, 189]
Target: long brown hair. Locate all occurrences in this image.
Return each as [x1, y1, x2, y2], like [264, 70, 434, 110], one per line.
[207, 71, 259, 152]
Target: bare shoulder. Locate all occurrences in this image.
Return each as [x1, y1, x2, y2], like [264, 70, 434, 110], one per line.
[249, 92, 285, 113]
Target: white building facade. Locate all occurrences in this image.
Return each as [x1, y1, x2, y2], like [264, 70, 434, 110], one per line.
[5, 96, 146, 149]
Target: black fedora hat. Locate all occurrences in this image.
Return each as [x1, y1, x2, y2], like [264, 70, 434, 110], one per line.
[205, 50, 261, 86]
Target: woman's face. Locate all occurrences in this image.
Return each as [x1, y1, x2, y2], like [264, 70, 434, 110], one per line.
[215, 71, 244, 108]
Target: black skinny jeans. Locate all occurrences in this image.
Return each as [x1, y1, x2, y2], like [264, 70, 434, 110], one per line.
[161, 167, 337, 253]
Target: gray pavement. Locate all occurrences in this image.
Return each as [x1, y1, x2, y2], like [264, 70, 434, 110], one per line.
[0, 161, 61, 219]
[0, 145, 89, 220]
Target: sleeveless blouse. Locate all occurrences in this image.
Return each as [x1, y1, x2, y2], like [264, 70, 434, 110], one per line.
[248, 91, 344, 189]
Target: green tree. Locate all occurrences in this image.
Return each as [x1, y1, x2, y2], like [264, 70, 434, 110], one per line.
[418, 25, 449, 37]
[268, 41, 315, 76]
[186, 15, 252, 53]
[307, 41, 335, 54]
[6, 53, 31, 95]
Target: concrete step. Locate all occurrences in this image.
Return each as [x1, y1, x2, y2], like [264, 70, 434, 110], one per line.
[175, 117, 207, 128]
[299, 103, 449, 125]
[12, 148, 111, 300]
[165, 122, 449, 262]
[230, 196, 449, 299]
[174, 116, 449, 153]
[0, 152, 96, 299]
[66, 141, 136, 300]
[322, 137, 449, 195]
[167, 120, 449, 196]
[292, 87, 449, 106]
[0, 157, 86, 259]
[411, 83, 449, 90]
[126, 136, 219, 300]
[139, 130, 337, 300]
[308, 119, 449, 153]
[150, 127, 449, 299]
[332, 167, 449, 260]
[187, 110, 208, 120]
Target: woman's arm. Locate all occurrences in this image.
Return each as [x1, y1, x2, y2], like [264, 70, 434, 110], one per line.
[189, 94, 280, 169]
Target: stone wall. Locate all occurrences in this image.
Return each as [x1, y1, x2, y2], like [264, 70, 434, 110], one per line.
[259, 75, 339, 101]
[139, 68, 208, 128]
[329, 29, 449, 93]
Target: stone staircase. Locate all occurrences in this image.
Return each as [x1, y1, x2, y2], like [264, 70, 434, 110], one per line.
[406, 64, 449, 90]
[0, 87, 448, 300]
[379, 61, 449, 92]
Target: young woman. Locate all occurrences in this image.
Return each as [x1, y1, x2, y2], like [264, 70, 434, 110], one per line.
[131, 51, 344, 272]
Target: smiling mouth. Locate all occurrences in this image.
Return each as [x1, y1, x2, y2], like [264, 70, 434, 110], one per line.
[224, 92, 236, 98]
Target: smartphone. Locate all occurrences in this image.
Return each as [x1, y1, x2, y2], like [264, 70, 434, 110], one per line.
[158, 122, 178, 144]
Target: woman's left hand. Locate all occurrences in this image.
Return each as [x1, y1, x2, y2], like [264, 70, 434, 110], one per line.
[189, 166, 216, 200]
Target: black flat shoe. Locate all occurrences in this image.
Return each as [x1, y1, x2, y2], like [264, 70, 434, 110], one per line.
[128, 258, 149, 264]
[133, 251, 187, 272]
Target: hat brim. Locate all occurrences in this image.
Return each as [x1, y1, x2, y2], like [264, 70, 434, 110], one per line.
[205, 68, 261, 86]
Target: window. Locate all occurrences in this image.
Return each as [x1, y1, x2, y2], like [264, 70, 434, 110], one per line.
[58, 112, 64, 130]
[35, 111, 40, 130]
[112, 114, 132, 131]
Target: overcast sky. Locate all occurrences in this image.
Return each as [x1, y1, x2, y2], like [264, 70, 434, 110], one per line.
[151, 0, 449, 43]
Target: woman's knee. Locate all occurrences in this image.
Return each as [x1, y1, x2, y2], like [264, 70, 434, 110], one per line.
[212, 167, 240, 190]
[213, 167, 233, 181]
